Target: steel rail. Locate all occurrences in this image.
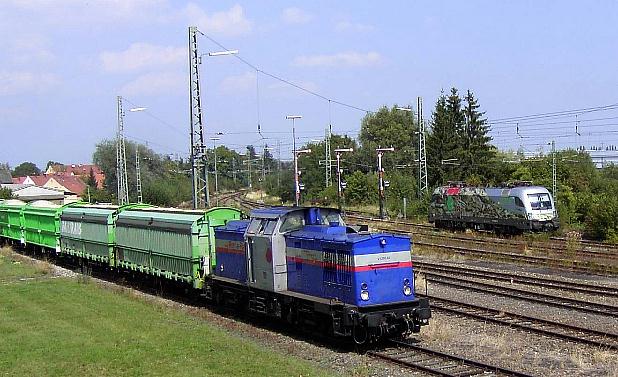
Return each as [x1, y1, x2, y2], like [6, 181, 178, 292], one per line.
[413, 260, 618, 297]
[368, 339, 533, 377]
[426, 274, 618, 318]
[420, 294, 618, 349]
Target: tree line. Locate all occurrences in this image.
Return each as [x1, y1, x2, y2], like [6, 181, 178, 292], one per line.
[5, 87, 618, 242]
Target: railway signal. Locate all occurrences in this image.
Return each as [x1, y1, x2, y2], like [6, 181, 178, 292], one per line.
[376, 147, 395, 219]
[334, 148, 353, 210]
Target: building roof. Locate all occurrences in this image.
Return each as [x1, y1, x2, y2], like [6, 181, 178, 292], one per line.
[46, 164, 105, 189]
[13, 175, 50, 186]
[47, 176, 87, 195]
[11, 186, 65, 201]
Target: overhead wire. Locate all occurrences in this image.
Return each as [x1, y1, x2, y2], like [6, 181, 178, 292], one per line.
[199, 31, 372, 114]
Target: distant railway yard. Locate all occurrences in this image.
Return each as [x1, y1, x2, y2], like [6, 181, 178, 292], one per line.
[215, 192, 618, 376]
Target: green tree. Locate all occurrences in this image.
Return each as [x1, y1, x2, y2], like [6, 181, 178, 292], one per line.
[426, 91, 460, 187]
[461, 90, 496, 180]
[86, 168, 97, 187]
[0, 187, 14, 199]
[12, 161, 41, 177]
[358, 105, 417, 172]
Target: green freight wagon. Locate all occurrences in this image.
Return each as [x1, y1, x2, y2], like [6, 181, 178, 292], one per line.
[60, 204, 118, 264]
[115, 207, 241, 288]
[60, 204, 150, 265]
[0, 199, 26, 242]
[22, 200, 75, 251]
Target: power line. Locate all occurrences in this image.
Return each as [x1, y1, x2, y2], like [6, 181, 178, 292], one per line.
[199, 31, 372, 114]
[489, 102, 618, 124]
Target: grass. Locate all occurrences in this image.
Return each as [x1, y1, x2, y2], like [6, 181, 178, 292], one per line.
[0, 278, 331, 377]
[0, 246, 52, 279]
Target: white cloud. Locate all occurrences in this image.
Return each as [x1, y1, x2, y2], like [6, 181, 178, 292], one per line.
[7, 34, 56, 65]
[121, 72, 184, 96]
[281, 7, 312, 24]
[100, 43, 185, 73]
[4, 0, 170, 25]
[335, 21, 374, 33]
[219, 71, 255, 94]
[0, 70, 59, 96]
[184, 3, 252, 37]
[293, 51, 382, 68]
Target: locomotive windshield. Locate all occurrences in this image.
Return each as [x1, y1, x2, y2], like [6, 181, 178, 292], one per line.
[527, 193, 552, 210]
[319, 209, 345, 227]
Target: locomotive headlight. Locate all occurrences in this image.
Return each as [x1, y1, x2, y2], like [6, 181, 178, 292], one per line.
[360, 290, 370, 301]
[403, 285, 413, 296]
[403, 278, 410, 286]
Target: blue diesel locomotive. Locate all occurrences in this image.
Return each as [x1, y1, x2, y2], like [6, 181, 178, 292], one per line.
[210, 206, 431, 344]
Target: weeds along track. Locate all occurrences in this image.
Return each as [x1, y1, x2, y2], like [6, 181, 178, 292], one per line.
[420, 294, 618, 349]
[368, 339, 532, 377]
[425, 273, 618, 318]
[413, 260, 618, 297]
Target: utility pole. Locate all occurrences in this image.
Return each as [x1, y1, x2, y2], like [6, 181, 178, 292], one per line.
[376, 147, 395, 219]
[294, 149, 312, 206]
[135, 146, 143, 203]
[550, 140, 556, 200]
[286, 115, 303, 206]
[334, 148, 353, 210]
[232, 158, 237, 184]
[247, 152, 252, 189]
[210, 137, 220, 194]
[116, 96, 129, 205]
[325, 125, 332, 188]
[277, 139, 281, 189]
[188, 26, 210, 208]
[417, 97, 428, 197]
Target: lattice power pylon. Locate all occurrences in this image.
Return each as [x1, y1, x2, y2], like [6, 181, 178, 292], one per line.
[116, 96, 129, 205]
[188, 26, 210, 208]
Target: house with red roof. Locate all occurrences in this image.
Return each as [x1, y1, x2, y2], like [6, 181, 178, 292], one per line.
[45, 163, 105, 189]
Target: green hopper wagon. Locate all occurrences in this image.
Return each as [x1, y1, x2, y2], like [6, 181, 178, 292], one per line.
[22, 200, 76, 251]
[115, 207, 241, 288]
[60, 203, 151, 265]
[0, 199, 26, 242]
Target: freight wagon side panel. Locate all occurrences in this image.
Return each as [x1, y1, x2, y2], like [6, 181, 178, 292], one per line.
[22, 201, 65, 251]
[0, 200, 25, 241]
[60, 206, 117, 264]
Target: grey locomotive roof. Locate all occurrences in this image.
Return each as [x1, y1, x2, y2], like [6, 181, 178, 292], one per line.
[486, 186, 551, 196]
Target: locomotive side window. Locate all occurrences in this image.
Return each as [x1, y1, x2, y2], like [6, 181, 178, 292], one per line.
[527, 193, 553, 210]
[247, 219, 265, 234]
[319, 209, 345, 226]
[279, 213, 304, 233]
[262, 220, 278, 235]
[514, 196, 525, 207]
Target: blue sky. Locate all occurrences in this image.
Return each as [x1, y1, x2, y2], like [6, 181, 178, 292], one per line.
[2, 1, 618, 169]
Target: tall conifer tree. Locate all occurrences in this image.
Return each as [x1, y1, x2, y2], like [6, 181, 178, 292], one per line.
[462, 90, 495, 181]
[427, 90, 461, 187]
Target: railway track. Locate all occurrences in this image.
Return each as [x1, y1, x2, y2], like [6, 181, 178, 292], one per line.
[426, 273, 618, 318]
[227, 194, 617, 274]
[422, 294, 618, 349]
[368, 339, 532, 377]
[346, 213, 618, 261]
[413, 260, 618, 297]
